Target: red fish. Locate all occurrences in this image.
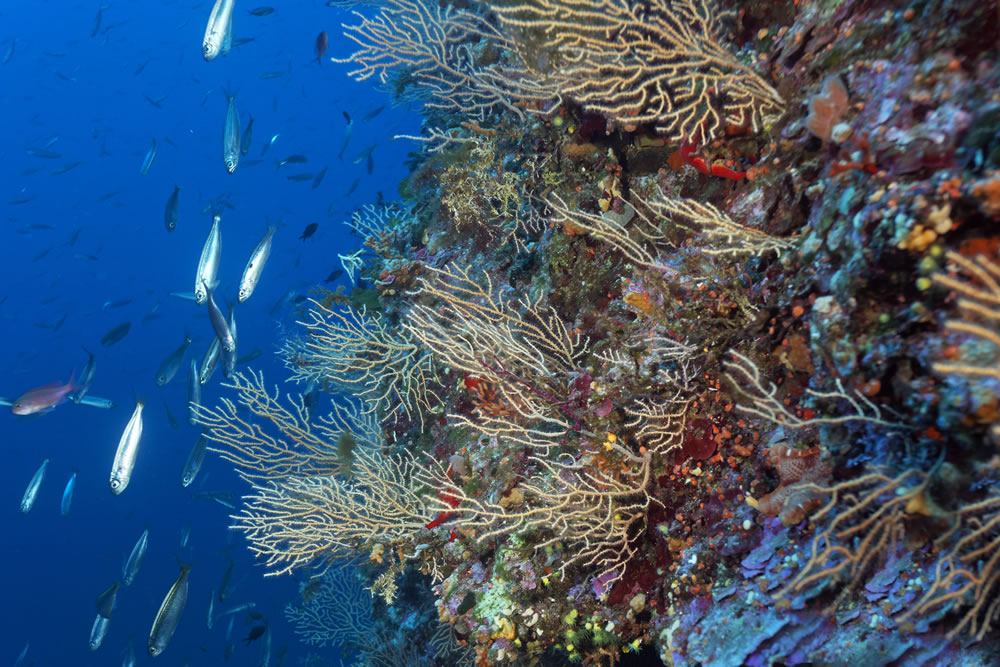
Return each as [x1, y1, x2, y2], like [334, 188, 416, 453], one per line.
[315, 31, 328, 63]
[11, 373, 79, 415]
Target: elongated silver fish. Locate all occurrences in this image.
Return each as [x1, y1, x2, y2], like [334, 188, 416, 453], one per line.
[238, 225, 275, 302]
[199, 337, 222, 385]
[156, 333, 193, 386]
[60, 471, 76, 516]
[240, 116, 254, 156]
[20, 458, 49, 513]
[187, 359, 201, 426]
[140, 138, 157, 175]
[89, 614, 111, 651]
[221, 303, 237, 378]
[79, 395, 114, 409]
[148, 565, 191, 657]
[110, 399, 144, 495]
[123, 528, 149, 586]
[72, 346, 96, 404]
[122, 640, 135, 667]
[165, 185, 180, 232]
[203, 0, 236, 61]
[194, 215, 222, 305]
[219, 601, 256, 617]
[182, 433, 209, 488]
[205, 283, 235, 352]
[207, 590, 216, 630]
[223, 89, 240, 173]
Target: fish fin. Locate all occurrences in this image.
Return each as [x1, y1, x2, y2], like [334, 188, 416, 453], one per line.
[133, 391, 146, 409]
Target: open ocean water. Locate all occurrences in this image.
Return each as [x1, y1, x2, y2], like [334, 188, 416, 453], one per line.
[1, 1, 418, 664]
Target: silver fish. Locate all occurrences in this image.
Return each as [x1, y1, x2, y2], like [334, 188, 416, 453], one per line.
[194, 215, 222, 305]
[238, 225, 275, 302]
[205, 283, 235, 352]
[219, 602, 256, 617]
[122, 640, 135, 667]
[187, 359, 201, 426]
[110, 399, 144, 495]
[148, 565, 191, 657]
[199, 337, 222, 385]
[20, 458, 49, 513]
[221, 304, 238, 378]
[123, 528, 149, 586]
[79, 395, 114, 409]
[72, 346, 96, 404]
[170, 291, 198, 301]
[223, 89, 240, 173]
[156, 333, 193, 386]
[207, 590, 216, 630]
[89, 614, 111, 651]
[140, 138, 157, 175]
[60, 471, 76, 516]
[240, 116, 254, 156]
[203, 0, 236, 61]
[182, 433, 209, 488]
[165, 185, 180, 232]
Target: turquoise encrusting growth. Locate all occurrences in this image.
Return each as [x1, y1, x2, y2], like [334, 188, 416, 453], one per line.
[191, 0, 1000, 663]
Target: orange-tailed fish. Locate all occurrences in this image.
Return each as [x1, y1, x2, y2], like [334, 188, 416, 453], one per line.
[11, 373, 79, 415]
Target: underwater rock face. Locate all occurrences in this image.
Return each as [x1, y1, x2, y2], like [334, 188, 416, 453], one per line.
[180, 0, 1000, 664]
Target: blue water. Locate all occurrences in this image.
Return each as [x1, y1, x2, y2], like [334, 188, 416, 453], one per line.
[1, 2, 419, 664]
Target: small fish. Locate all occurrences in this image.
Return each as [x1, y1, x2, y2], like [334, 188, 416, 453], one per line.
[72, 347, 96, 404]
[123, 528, 149, 586]
[3, 39, 15, 65]
[164, 185, 180, 232]
[199, 337, 222, 385]
[223, 88, 240, 173]
[195, 215, 223, 305]
[249, 6, 274, 15]
[60, 471, 77, 516]
[91, 7, 103, 37]
[20, 459, 49, 513]
[8, 196, 35, 205]
[219, 602, 256, 617]
[240, 116, 254, 156]
[11, 374, 78, 415]
[207, 590, 216, 630]
[97, 582, 120, 619]
[286, 172, 314, 181]
[277, 153, 307, 167]
[78, 395, 114, 409]
[315, 31, 328, 63]
[312, 167, 328, 189]
[110, 399, 145, 495]
[26, 148, 62, 159]
[148, 565, 191, 657]
[362, 105, 385, 121]
[144, 94, 168, 108]
[221, 304, 237, 379]
[238, 226, 276, 302]
[258, 71, 285, 79]
[219, 560, 236, 602]
[233, 37, 255, 47]
[205, 283, 236, 352]
[188, 359, 201, 426]
[89, 615, 111, 651]
[134, 58, 151, 75]
[262, 133, 279, 156]
[182, 433, 209, 488]
[203, 0, 237, 61]
[235, 348, 263, 364]
[14, 642, 28, 667]
[156, 333, 193, 386]
[351, 143, 376, 164]
[345, 177, 360, 197]
[163, 400, 179, 429]
[52, 160, 82, 175]
[324, 268, 345, 283]
[101, 321, 131, 345]
[103, 298, 133, 310]
[299, 222, 318, 241]
[169, 291, 198, 301]
[338, 111, 353, 159]
[140, 138, 157, 175]
[244, 625, 267, 644]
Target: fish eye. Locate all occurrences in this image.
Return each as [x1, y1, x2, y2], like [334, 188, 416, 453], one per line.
[110, 479, 120, 490]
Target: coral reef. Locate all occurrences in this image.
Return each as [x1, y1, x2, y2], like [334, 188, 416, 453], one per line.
[196, 0, 1000, 664]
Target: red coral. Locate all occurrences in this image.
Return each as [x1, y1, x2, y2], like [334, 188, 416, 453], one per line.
[755, 444, 832, 527]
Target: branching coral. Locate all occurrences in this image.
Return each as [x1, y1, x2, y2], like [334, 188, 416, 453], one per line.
[490, 0, 784, 143]
[283, 301, 439, 426]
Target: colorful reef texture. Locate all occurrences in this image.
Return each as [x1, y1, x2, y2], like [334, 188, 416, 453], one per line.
[195, 0, 1000, 664]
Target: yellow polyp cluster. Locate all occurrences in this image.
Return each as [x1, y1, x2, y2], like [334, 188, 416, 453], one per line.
[492, 617, 516, 640]
[624, 291, 657, 316]
[602, 432, 618, 451]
